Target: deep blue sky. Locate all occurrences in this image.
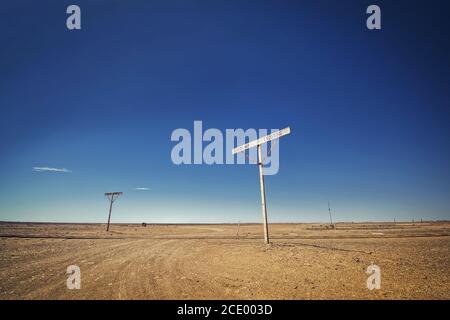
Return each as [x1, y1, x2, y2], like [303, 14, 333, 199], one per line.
[0, 1, 449, 223]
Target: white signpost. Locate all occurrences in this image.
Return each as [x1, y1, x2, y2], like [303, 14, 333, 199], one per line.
[232, 127, 291, 244]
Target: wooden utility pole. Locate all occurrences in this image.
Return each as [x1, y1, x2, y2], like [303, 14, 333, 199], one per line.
[232, 127, 291, 244]
[258, 144, 270, 244]
[236, 221, 240, 238]
[105, 192, 123, 231]
[328, 200, 334, 227]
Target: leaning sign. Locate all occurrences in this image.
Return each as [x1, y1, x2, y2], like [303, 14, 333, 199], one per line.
[232, 127, 291, 154]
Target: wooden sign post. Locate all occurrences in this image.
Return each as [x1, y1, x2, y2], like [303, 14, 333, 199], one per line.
[232, 127, 291, 244]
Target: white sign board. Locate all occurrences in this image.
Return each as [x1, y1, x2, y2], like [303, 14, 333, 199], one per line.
[232, 127, 291, 154]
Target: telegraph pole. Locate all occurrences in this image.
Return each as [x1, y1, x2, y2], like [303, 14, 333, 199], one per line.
[328, 200, 334, 227]
[236, 221, 240, 238]
[105, 192, 123, 231]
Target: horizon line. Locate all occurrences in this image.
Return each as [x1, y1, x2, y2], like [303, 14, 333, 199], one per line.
[0, 220, 448, 225]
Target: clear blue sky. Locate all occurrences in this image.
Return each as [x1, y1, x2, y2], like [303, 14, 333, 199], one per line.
[1, 1, 449, 223]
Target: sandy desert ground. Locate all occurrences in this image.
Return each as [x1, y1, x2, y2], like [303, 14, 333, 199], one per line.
[0, 221, 449, 300]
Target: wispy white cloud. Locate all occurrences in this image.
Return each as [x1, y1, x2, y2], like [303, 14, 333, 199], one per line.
[135, 187, 151, 191]
[32, 167, 72, 173]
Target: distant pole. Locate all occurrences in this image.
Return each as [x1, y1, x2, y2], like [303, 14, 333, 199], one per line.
[105, 192, 123, 232]
[236, 221, 240, 238]
[258, 144, 269, 244]
[328, 200, 334, 226]
[107, 200, 113, 231]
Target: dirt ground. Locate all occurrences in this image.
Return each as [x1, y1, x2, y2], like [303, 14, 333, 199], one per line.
[0, 222, 449, 300]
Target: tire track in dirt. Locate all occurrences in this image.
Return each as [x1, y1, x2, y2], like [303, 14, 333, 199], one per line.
[112, 239, 178, 299]
[1, 238, 144, 299]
